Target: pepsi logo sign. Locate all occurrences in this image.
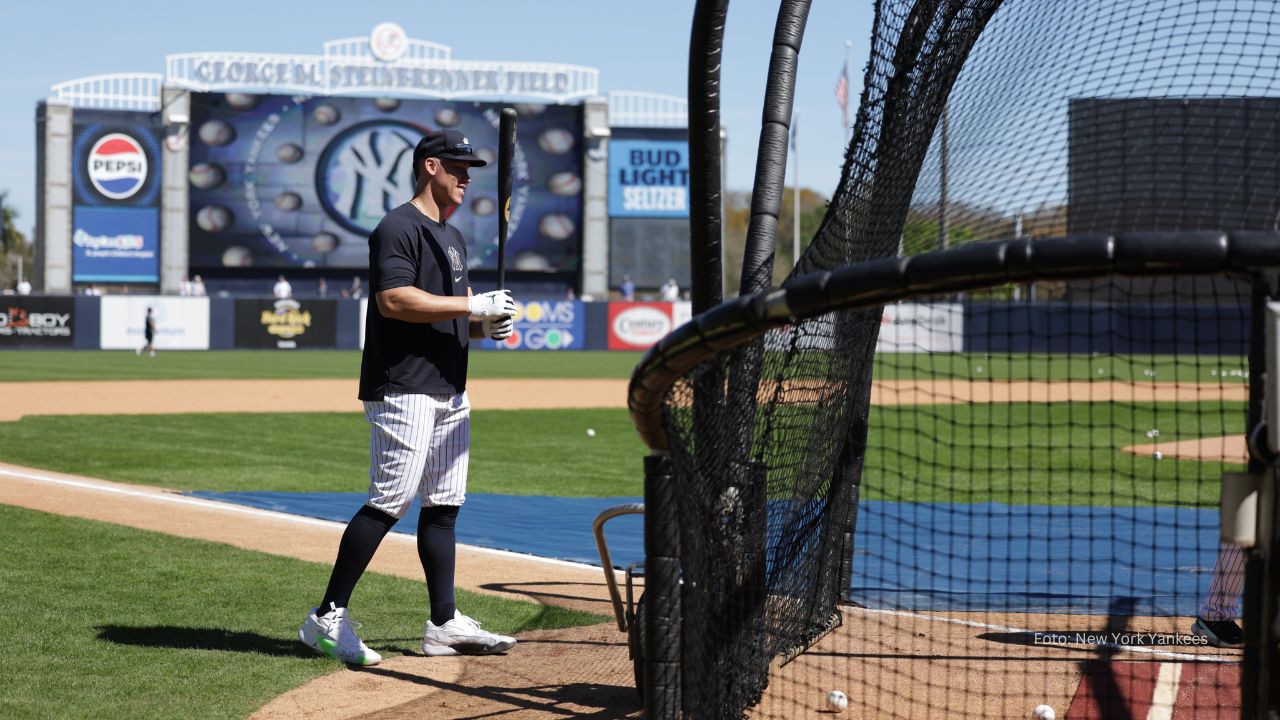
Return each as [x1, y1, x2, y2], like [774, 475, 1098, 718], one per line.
[88, 133, 149, 200]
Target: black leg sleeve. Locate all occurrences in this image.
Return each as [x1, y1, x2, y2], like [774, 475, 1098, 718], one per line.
[418, 505, 460, 626]
[318, 504, 398, 613]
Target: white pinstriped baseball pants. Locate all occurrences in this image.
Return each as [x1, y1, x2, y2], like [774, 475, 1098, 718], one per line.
[1199, 541, 1245, 621]
[364, 392, 470, 517]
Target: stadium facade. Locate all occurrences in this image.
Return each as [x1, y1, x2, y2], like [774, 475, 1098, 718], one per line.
[35, 23, 696, 300]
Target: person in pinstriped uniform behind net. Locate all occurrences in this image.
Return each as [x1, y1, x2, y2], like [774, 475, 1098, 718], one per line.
[1193, 542, 1244, 648]
[298, 128, 518, 665]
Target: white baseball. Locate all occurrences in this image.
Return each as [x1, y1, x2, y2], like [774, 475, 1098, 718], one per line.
[1153, 451, 1163, 460]
[1032, 704, 1055, 720]
[586, 428, 596, 437]
[374, 97, 401, 113]
[826, 690, 848, 712]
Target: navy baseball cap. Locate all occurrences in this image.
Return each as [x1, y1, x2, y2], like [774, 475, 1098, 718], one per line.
[413, 128, 488, 168]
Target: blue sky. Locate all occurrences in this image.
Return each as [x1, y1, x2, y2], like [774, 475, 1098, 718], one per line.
[0, 0, 873, 236]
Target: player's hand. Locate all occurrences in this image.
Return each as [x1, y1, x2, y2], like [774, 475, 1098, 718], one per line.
[483, 316, 514, 340]
[468, 290, 517, 318]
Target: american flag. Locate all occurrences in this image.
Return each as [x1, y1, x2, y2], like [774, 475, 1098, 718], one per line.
[834, 60, 850, 128]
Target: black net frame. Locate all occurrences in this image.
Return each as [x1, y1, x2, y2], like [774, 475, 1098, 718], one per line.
[634, 0, 1280, 717]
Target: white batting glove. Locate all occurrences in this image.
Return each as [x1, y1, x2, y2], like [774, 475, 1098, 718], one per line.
[468, 289, 517, 318]
[483, 315, 515, 340]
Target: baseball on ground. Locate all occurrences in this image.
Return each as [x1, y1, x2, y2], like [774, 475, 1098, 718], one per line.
[826, 690, 848, 712]
[1032, 704, 1056, 720]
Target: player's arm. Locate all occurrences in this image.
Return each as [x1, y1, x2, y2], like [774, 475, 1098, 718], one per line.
[468, 289, 485, 339]
[372, 224, 513, 324]
[377, 286, 469, 323]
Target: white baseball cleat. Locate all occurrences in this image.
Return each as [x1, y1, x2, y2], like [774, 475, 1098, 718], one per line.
[299, 604, 382, 665]
[422, 610, 517, 656]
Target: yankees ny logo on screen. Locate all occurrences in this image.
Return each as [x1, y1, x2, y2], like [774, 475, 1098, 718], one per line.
[318, 120, 421, 234]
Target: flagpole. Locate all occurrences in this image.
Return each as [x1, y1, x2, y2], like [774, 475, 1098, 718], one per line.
[844, 40, 853, 146]
[792, 112, 800, 265]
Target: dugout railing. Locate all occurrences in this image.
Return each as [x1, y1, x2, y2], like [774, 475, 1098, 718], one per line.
[628, 231, 1280, 718]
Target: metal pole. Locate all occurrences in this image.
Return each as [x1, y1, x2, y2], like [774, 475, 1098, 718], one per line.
[844, 41, 853, 147]
[939, 101, 950, 251]
[644, 453, 680, 718]
[793, 113, 801, 267]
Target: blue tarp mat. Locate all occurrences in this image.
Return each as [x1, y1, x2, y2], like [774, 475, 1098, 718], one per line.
[850, 501, 1219, 616]
[188, 491, 646, 568]
[191, 491, 1220, 616]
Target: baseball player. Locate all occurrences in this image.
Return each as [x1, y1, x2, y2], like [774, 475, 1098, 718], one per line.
[299, 128, 518, 665]
[1192, 542, 1244, 647]
[136, 307, 156, 357]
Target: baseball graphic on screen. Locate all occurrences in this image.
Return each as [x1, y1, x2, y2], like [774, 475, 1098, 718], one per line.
[196, 204, 234, 233]
[471, 197, 497, 216]
[276, 143, 304, 163]
[538, 213, 575, 240]
[275, 192, 303, 212]
[198, 119, 236, 147]
[188, 163, 226, 190]
[435, 107, 461, 127]
[548, 172, 582, 197]
[374, 97, 401, 113]
[538, 128, 575, 155]
[224, 93, 259, 110]
[221, 245, 252, 267]
[312, 232, 339, 254]
[312, 103, 341, 126]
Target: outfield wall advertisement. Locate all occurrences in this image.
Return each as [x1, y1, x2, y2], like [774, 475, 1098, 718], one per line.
[608, 301, 673, 350]
[188, 93, 584, 273]
[71, 110, 163, 283]
[100, 296, 211, 350]
[0, 297, 75, 349]
[234, 298, 337, 349]
[878, 303, 964, 353]
[477, 300, 584, 351]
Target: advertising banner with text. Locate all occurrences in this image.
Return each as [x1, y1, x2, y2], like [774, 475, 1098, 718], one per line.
[477, 300, 584, 351]
[607, 302, 674, 350]
[234, 298, 337, 349]
[71, 110, 163, 283]
[0, 297, 75, 349]
[100, 296, 211, 350]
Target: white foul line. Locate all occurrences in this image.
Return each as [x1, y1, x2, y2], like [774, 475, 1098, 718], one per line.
[855, 607, 1236, 663]
[1146, 663, 1182, 720]
[0, 466, 604, 573]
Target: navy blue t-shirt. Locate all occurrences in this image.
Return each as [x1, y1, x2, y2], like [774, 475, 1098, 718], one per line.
[358, 203, 470, 400]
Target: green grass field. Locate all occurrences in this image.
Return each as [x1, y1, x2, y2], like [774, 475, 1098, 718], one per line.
[0, 349, 1247, 383]
[0, 401, 1242, 505]
[864, 400, 1246, 506]
[0, 350, 644, 382]
[0, 409, 646, 497]
[0, 505, 606, 720]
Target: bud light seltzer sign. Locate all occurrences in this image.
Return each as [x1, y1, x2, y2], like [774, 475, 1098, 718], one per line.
[71, 111, 162, 283]
[608, 139, 689, 218]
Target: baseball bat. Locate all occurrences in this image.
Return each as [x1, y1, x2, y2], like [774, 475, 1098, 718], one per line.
[497, 107, 517, 291]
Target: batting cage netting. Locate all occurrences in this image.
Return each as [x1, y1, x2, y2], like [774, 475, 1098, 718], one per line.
[627, 0, 1280, 717]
